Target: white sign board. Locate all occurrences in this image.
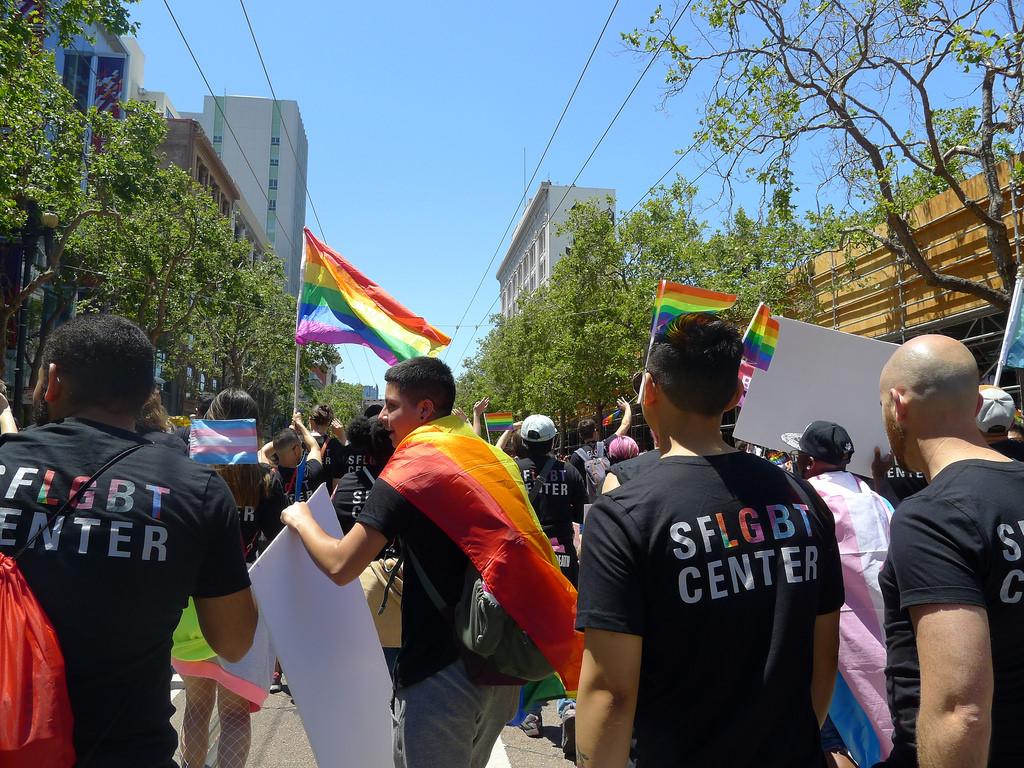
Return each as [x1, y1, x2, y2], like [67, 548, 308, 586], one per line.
[734, 317, 898, 479]
[250, 485, 393, 767]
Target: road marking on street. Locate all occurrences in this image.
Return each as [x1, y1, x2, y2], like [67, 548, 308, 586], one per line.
[171, 673, 184, 703]
[486, 737, 513, 768]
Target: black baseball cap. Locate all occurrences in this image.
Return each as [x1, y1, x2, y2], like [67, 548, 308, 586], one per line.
[781, 421, 854, 465]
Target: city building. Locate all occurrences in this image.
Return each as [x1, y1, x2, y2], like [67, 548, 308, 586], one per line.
[496, 182, 615, 318]
[185, 96, 309, 295]
[362, 384, 379, 400]
[159, 118, 269, 259]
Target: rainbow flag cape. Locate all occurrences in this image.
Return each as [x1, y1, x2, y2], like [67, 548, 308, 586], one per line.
[483, 411, 515, 432]
[653, 280, 737, 333]
[602, 409, 621, 427]
[189, 419, 259, 465]
[378, 416, 583, 690]
[741, 302, 780, 371]
[296, 229, 451, 364]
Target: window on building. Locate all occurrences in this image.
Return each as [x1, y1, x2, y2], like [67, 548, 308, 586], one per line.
[270, 158, 279, 167]
[268, 199, 277, 211]
[212, 135, 222, 143]
[271, 136, 281, 146]
[268, 179, 278, 190]
[62, 52, 92, 112]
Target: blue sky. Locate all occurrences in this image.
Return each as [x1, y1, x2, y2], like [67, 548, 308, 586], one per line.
[131, 0, 764, 390]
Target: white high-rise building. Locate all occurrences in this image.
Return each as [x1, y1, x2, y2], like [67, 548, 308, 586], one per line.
[496, 182, 615, 318]
[186, 95, 309, 294]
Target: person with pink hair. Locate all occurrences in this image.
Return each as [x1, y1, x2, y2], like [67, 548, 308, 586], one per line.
[607, 435, 640, 464]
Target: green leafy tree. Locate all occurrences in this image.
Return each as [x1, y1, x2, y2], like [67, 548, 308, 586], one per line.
[458, 183, 811, 424]
[313, 381, 366, 426]
[627, 0, 1024, 309]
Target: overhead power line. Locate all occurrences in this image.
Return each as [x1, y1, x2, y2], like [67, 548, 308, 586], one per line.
[442, 0, 622, 361]
[449, 1, 691, 371]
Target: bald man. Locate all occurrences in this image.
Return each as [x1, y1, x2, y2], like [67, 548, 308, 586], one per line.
[877, 335, 1024, 768]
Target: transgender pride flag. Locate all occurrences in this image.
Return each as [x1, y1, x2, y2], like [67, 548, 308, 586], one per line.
[189, 419, 260, 465]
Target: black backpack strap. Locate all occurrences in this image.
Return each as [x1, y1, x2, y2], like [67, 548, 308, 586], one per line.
[377, 555, 403, 616]
[13, 442, 150, 560]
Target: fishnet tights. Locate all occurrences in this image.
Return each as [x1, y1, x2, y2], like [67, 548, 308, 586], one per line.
[179, 675, 252, 768]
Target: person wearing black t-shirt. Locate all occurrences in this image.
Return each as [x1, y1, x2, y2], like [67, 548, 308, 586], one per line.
[281, 357, 520, 768]
[571, 399, 633, 504]
[332, 416, 395, 536]
[515, 413, 587, 753]
[575, 314, 844, 768]
[310, 403, 350, 491]
[0, 315, 256, 768]
[877, 337, 1024, 768]
[261, 413, 325, 503]
[516, 414, 586, 585]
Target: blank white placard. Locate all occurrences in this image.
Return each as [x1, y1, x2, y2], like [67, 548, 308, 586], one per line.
[250, 484, 393, 767]
[734, 317, 898, 479]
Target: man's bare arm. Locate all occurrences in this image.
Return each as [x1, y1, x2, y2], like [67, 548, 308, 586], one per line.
[811, 610, 840, 727]
[281, 504, 388, 586]
[912, 604, 992, 768]
[292, 412, 323, 464]
[576, 628, 642, 767]
[612, 397, 632, 438]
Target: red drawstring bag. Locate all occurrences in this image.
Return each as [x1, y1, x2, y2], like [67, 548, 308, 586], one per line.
[0, 553, 75, 767]
[0, 443, 148, 767]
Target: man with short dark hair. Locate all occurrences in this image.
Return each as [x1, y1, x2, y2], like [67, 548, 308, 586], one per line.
[575, 314, 844, 767]
[571, 398, 632, 503]
[310, 403, 348, 490]
[261, 413, 324, 503]
[282, 356, 556, 768]
[0, 314, 256, 767]
[877, 336, 1024, 768]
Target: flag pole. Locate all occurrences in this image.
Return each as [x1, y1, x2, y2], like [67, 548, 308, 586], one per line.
[293, 229, 312, 414]
[995, 265, 1024, 386]
[638, 280, 666, 404]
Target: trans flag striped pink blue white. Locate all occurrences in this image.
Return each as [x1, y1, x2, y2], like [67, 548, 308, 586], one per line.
[189, 419, 260, 465]
[807, 471, 895, 765]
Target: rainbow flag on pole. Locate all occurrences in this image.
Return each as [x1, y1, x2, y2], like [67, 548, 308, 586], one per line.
[602, 409, 621, 427]
[741, 302, 780, 371]
[296, 229, 451, 364]
[378, 416, 583, 690]
[189, 419, 260, 465]
[484, 412, 515, 432]
[653, 280, 737, 333]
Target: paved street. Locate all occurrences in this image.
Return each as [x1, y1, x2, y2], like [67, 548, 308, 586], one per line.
[169, 678, 573, 768]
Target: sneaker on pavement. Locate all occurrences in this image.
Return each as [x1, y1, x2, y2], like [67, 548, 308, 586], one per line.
[560, 706, 576, 759]
[269, 672, 282, 695]
[519, 712, 543, 738]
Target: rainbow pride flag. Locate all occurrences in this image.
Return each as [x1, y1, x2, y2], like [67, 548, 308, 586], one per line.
[741, 302, 780, 371]
[378, 416, 583, 690]
[296, 229, 451, 364]
[484, 411, 515, 432]
[189, 419, 259, 465]
[602, 409, 621, 427]
[653, 280, 737, 333]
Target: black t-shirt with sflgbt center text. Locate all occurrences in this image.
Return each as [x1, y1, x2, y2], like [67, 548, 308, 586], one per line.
[516, 454, 586, 583]
[0, 418, 249, 768]
[333, 464, 378, 535]
[577, 452, 844, 768]
[879, 459, 1024, 767]
[238, 469, 288, 561]
[275, 458, 324, 503]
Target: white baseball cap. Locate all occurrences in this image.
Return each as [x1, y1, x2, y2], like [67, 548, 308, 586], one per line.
[521, 414, 557, 443]
[978, 386, 1016, 434]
